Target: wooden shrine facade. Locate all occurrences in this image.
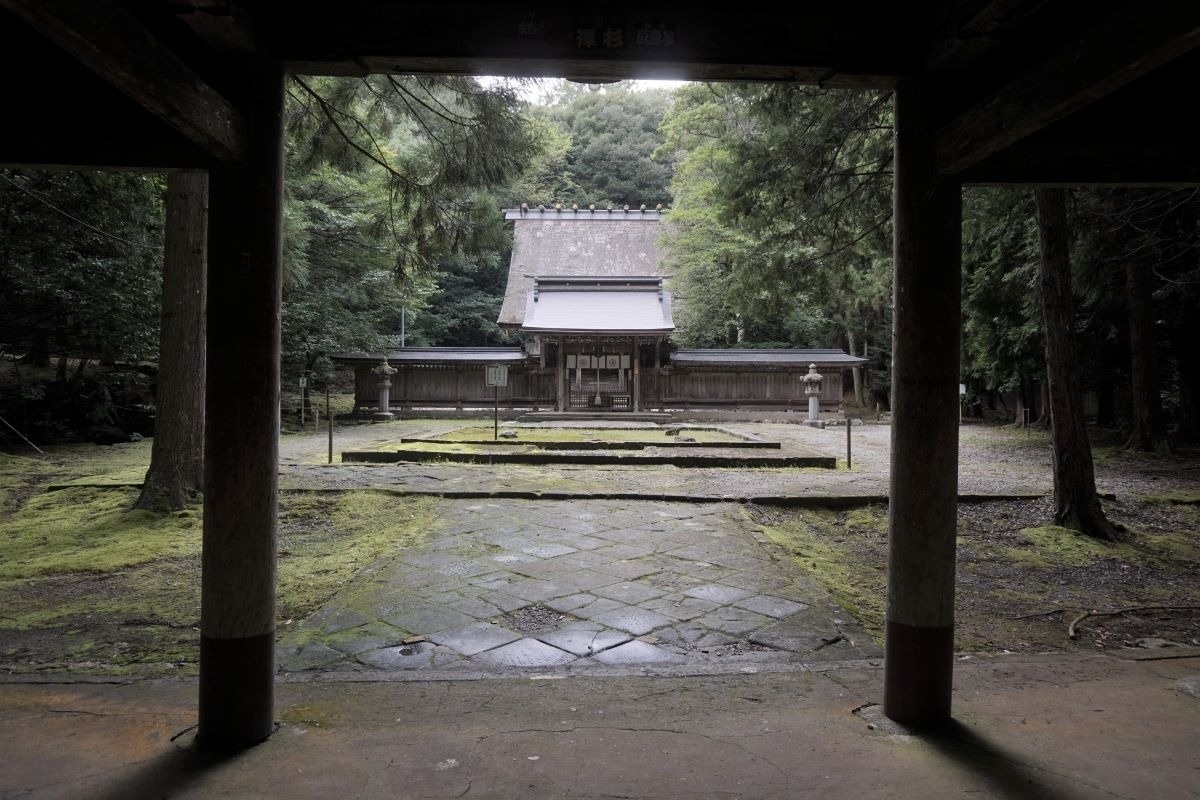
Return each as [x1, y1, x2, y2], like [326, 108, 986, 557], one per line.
[337, 347, 857, 413]
[3, 0, 1198, 750]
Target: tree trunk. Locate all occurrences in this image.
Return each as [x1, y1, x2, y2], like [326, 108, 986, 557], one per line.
[1011, 374, 1029, 426]
[136, 172, 208, 511]
[1035, 379, 1051, 429]
[1123, 255, 1172, 453]
[1035, 188, 1122, 541]
[847, 329, 865, 406]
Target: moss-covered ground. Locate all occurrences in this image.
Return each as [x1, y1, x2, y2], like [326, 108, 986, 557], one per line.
[0, 444, 437, 675]
[754, 495, 1200, 653]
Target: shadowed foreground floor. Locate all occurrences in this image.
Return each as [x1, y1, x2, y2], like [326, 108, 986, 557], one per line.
[2, 651, 1197, 799]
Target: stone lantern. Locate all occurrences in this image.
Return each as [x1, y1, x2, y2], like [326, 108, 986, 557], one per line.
[801, 363, 825, 428]
[371, 358, 398, 421]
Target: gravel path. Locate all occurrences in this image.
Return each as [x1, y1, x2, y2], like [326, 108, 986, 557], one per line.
[279, 418, 1077, 500]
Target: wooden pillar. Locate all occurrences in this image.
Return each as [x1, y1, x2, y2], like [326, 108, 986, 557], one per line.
[654, 338, 662, 411]
[555, 336, 565, 412]
[455, 366, 463, 410]
[884, 75, 963, 728]
[199, 58, 284, 750]
[632, 336, 641, 412]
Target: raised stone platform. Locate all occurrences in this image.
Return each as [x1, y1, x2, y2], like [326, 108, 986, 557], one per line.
[341, 448, 835, 468]
[521, 411, 673, 422]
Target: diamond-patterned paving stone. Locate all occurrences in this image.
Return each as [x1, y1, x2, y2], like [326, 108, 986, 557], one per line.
[490, 552, 539, 565]
[504, 578, 566, 602]
[277, 643, 346, 672]
[357, 641, 436, 669]
[749, 619, 837, 653]
[592, 543, 656, 559]
[521, 543, 578, 558]
[432, 559, 493, 578]
[382, 605, 476, 636]
[448, 597, 504, 620]
[538, 629, 631, 657]
[592, 560, 661, 581]
[695, 607, 774, 636]
[590, 607, 674, 636]
[544, 593, 596, 613]
[683, 584, 756, 604]
[473, 638, 577, 668]
[733, 595, 810, 619]
[324, 622, 407, 656]
[591, 640, 686, 665]
[429, 622, 521, 656]
[570, 597, 628, 620]
[643, 596, 720, 622]
[475, 592, 528, 612]
[591, 581, 667, 604]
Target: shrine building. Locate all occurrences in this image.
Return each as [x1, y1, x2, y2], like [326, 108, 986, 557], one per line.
[337, 205, 863, 414]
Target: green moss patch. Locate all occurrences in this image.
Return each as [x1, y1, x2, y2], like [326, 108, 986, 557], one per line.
[277, 491, 438, 621]
[755, 507, 887, 640]
[0, 486, 201, 579]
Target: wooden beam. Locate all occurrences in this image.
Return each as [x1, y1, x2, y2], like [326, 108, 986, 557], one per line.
[170, 0, 256, 53]
[1, 0, 245, 162]
[936, 0, 1200, 175]
[274, 3, 910, 86]
[925, 0, 1047, 70]
[961, 144, 1200, 186]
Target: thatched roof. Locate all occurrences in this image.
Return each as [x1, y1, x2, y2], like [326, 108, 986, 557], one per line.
[497, 207, 666, 327]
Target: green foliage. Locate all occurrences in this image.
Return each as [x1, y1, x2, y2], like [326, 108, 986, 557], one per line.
[658, 84, 892, 399]
[533, 83, 674, 207]
[281, 75, 542, 373]
[0, 170, 164, 365]
[961, 188, 1043, 396]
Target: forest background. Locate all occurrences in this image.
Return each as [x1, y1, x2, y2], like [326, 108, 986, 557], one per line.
[1, 76, 1197, 449]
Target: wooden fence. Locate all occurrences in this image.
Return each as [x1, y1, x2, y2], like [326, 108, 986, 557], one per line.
[352, 362, 846, 412]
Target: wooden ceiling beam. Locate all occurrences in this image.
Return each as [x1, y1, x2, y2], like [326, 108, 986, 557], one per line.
[925, 0, 1048, 70]
[0, 0, 245, 162]
[167, 0, 255, 53]
[960, 144, 1200, 186]
[935, 0, 1200, 175]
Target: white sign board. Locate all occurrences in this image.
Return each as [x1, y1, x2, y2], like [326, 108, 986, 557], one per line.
[299, 376, 308, 388]
[485, 364, 508, 387]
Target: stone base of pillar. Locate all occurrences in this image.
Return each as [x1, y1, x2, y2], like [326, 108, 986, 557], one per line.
[802, 419, 826, 429]
[371, 411, 394, 421]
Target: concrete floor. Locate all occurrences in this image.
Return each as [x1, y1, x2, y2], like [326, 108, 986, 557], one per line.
[2, 652, 1197, 799]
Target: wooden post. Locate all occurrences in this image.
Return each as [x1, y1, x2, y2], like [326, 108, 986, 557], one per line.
[884, 75, 962, 728]
[654, 338, 662, 411]
[199, 57, 284, 750]
[555, 336, 565, 412]
[632, 336, 641, 412]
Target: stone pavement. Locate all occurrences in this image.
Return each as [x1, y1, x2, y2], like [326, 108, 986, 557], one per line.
[271, 417, 1183, 678]
[277, 499, 879, 676]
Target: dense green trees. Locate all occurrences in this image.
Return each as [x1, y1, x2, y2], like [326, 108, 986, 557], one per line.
[658, 84, 892, 406]
[281, 75, 539, 376]
[0, 170, 164, 371]
[535, 83, 673, 208]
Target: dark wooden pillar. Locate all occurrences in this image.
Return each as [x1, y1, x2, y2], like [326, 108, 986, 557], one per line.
[555, 336, 565, 412]
[654, 338, 662, 411]
[884, 75, 962, 728]
[632, 336, 641, 412]
[199, 58, 285, 750]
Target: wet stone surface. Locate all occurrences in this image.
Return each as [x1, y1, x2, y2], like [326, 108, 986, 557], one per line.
[275, 498, 882, 676]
